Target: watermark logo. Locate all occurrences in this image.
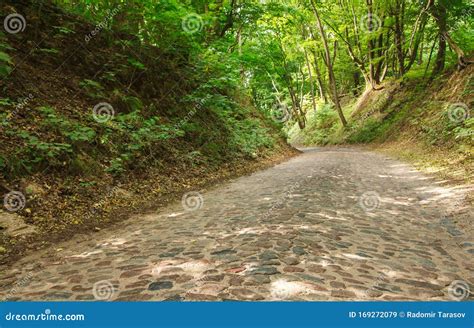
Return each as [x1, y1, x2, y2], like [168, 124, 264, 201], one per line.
[85, 6, 121, 42]
[3, 272, 33, 301]
[360, 14, 381, 32]
[181, 14, 204, 34]
[92, 102, 114, 123]
[92, 280, 115, 300]
[359, 191, 380, 212]
[271, 103, 290, 123]
[448, 280, 470, 301]
[3, 191, 26, 212]
[181, 191, 204, 211]
[447, 103, 469, 123]
[2, 94, 34, 126]
[3, 14, 26, 34]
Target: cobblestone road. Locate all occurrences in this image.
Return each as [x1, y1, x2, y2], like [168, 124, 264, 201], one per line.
[1, 147, 472, 301]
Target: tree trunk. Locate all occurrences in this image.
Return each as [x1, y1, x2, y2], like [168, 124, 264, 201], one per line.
[428, 0, 470, 72]
[432, 4, 446, 75]
[310, 0, 347, 127]
[304, 48, 318, 112]
[311, 50, 328, 104]
[393, 0, 405, 76]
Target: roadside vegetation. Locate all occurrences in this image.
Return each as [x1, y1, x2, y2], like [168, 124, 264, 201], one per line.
[0, 0, 472, 262]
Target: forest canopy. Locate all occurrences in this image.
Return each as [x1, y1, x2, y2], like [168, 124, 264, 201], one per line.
[52, 0, 473, 129]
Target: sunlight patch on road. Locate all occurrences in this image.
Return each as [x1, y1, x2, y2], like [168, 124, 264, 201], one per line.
[380, 269, 399, 278]
[97, 238, 127, 248]
[68, 250, 103, 258]
[270, 279, 313, 300]
[342, 253, 370, 261]
[168, 212, 185, 218]
[152, 259, 215, 279]
[314, 212, 343, 220]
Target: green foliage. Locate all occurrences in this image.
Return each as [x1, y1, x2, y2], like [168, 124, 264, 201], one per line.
[0, 98, 12, 106]
[0, 32, 13, 77]
[0, 50, 12, 77]
[39, 48, 60, 55]
[6, 129, 73, 174]
[127, 57, 146, 70]
[39, 106, 96, 143]
[453, 118, 474, 141]
[228, 118, 275, 158]
[105, 111, 183, 174]
[79, 79, 105, 98]
[53, 26, 75, 35]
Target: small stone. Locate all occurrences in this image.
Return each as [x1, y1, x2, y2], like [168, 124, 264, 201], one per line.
[148, 281, 173, 291]
[281, 257, 299, 265]
[330, 281, 346, 289]
[366, 289, 383, 297]
[211, 249, 237, 256]
[75, 294, 95, 300]
[244, 275, 270, 285]
[226, 267, 246, 274]
[229, 276, 244, 286]
[230, 288, 265, 300]
[201, 274, 225, 282]
[41, 292, 73, 300]
[118, 288, 145, 297]
[330, 290, 356, 298]
[259, 251, 278, 261]
[292, 246, 307, 255]
[175, 275, 194, 283]
[250, 266, 279, 275]
[283, 266, 304, 273]
[125, 280, 150, 289]
[307, 264, 326, 273]
[394, 279, 443, 290]
[295, 273, 325, 285]
[186, 293, 219, 301]
[120, 270, 143, 278]
[71, 286, 90, 292]
[164, 294, 184, 301]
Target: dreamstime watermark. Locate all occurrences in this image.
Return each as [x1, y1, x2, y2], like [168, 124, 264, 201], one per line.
[270, 280, 293, 300]
[1, 93, 34, 126]
[365, 273, 385, 297]
[173, 100, 204, 131]
[3, 191, 26, 212]
[360, 93, 390, 121]
[359, 191, 380, 212]
[181, 13, 204, 34]
[92, 280, 115, 300]
[181, 191, 204, 211]
[271, 103, 290, 123]
[448, 280, 470, 301]
[85, 6, 122, 42]
[5, 309, 85, 321]
[447, 102, 470, 124]
[92, 102, 115, 123]
[3, 13, 26, 34]
[360, 14, 381, 33]
[3, 272, 33, 301]
[84, 185, 121, 221]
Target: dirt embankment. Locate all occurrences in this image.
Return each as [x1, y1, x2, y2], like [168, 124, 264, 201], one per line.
[0, 0, 298, 264]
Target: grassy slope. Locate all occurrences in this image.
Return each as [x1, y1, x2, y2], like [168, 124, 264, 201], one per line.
[0, 1, 296, 262]
[289, 66, 473, 185]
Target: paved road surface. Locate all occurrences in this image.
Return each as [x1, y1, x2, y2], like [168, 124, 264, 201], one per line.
[1, 147, 472, 301]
